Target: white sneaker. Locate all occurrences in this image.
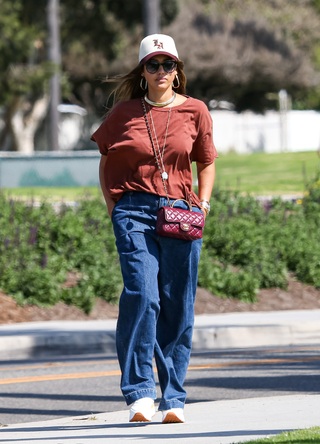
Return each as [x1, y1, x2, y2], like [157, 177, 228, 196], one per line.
[129, 397, 156, 422]
[162, 408, 185, 423]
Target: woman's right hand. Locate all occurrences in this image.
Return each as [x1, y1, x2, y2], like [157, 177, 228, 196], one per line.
[107, 200, 116, 219]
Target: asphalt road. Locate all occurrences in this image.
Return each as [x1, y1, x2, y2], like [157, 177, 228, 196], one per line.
[0, 345, 319, 426]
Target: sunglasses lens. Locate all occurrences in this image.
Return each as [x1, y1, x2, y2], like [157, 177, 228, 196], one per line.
[146, 61, 159, 74]
[163, 61, 176, 73]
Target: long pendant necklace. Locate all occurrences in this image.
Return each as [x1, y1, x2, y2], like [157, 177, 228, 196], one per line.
[148, 105, 172, 180]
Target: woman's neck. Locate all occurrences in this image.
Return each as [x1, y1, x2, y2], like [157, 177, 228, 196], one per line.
[146, 89, 175, 105]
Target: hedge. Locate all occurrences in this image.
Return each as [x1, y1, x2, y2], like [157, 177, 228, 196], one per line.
[1, 173, 320, 312]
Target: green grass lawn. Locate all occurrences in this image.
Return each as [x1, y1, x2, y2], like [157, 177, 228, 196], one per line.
[1, 186, 102, 202]
[238, 426, 320, 444]
[214, 151, 319, 195]
[1, 151, 319, 200]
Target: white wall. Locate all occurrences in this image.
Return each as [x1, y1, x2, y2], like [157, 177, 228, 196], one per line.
[211, 110, 320, 154]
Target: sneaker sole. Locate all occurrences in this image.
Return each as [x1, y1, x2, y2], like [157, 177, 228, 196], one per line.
[129, 412, 152, 422]
[162, 412, 185, 424]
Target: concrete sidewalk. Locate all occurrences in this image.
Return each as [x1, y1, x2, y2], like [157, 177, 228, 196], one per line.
[0, 394, 319, 443]
[0, 309, 319, 360]
[0, 310, 319, 443]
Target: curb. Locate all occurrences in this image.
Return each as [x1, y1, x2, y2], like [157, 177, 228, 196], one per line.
[0, 331, 117, 360]
[193, 310, 320, 349]
[192, 323, 320, 350]
[0, 310, 320, 360]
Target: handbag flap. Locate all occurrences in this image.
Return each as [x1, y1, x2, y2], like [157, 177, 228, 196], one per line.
[162, 207, 205, 228]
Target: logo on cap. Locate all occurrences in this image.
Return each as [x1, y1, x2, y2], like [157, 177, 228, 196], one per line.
[153, 39, 164, 49]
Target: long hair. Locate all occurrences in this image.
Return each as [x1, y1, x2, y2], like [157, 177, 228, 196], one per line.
[105, 60, 187, 113]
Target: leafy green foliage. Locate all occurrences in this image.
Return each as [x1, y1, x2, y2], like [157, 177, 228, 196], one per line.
[199, 185, 320, 302]
[304, 169, 320, 204]
[2, 184, 320, 312]
[0, 194, 122, 313]
[0, 0, 50, 106]
[291, 85, 320, 111]
[164, 0, 320, 112]
[107, 0, 179, 31]
[198, 250, 259, 302]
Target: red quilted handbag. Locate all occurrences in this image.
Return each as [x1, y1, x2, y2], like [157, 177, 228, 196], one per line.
[156, 199, 205, 241]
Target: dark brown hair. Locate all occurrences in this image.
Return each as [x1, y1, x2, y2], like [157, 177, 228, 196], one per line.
[105, 60, 186, 113]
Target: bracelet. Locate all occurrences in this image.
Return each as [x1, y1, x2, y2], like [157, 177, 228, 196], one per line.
[200, 204, 208, 216]
[199, 199, 211, 214]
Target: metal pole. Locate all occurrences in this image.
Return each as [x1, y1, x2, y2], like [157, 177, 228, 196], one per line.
[143, 0, 160, 36]
[279, 89, 288, 152]
[47, 0, 61, 151]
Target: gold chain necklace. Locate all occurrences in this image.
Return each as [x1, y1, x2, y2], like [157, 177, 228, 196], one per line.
[144, 92, 176, 108]
[148, 105, 172, 180]
[141, 99, 172, 182]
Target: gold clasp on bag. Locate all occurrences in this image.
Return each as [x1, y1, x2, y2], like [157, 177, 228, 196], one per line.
[181, 222, 191, 232]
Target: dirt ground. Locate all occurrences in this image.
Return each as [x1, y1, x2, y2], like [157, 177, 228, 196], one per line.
[1, 277, 320, 324]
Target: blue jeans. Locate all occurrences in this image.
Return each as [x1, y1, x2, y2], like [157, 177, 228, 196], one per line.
[112, 192, 203, 410]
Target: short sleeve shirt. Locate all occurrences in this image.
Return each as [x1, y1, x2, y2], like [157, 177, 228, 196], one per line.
[91, 96, 218, 205]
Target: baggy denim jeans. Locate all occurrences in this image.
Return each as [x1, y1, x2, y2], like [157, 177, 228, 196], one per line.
[112, 191, 203, 410]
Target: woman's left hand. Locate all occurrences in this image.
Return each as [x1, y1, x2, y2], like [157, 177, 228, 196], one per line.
[200, 204, 208, 219]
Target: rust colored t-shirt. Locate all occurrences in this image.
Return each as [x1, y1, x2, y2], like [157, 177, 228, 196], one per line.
[91, 96, 218, 205]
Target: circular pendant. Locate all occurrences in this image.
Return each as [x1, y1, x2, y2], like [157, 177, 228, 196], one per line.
[162, 172, 168, 180]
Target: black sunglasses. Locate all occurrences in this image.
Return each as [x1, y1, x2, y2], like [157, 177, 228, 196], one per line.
[145, 59, 177, 74]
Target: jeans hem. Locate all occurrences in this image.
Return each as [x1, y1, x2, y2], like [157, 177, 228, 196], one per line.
[158, 399, 185, 411]
[124, 388, 157, 406]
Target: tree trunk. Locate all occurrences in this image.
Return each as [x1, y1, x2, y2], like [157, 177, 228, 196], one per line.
[4, 96, 49, 154]
[143, 0, 160, 36]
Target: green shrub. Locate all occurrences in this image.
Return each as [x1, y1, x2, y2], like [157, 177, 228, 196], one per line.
[303, 169, 320, 207]
[0, 194, 122, 312]
[2, 187, 320, 312]
[198, 250, 259, 302]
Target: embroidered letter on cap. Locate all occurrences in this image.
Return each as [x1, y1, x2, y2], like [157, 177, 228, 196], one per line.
[153, 39, 164, 49]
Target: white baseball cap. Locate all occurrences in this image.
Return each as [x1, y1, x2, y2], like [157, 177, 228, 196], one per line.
[139, 34, 179, 64]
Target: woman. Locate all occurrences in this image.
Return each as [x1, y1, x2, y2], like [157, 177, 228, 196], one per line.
[91, 34, 217, 424]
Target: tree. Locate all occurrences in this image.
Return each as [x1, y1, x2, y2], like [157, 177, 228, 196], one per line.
[60, 0, 179, 115]
[160, 0, 320, 112]
[0, 0, 179, 151]
[3, 0, 320, 153]
[0, 0, 53, 152]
